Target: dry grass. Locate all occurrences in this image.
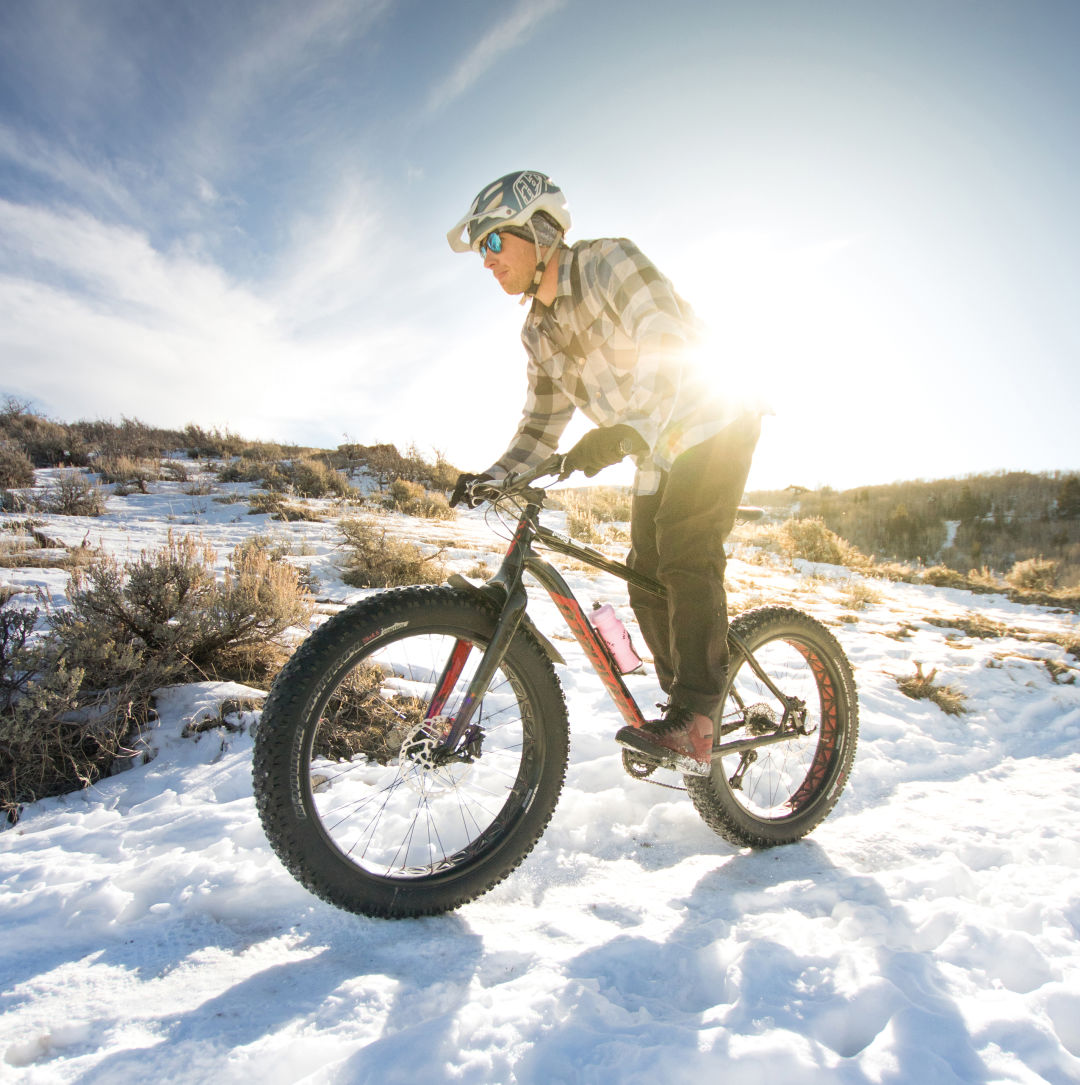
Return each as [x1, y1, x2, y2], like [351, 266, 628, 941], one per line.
[248, 492, 327, 522]
[95, 455, 162, 492]
[385, 479, 454, 521]
[0, 547, 100, 571]
[925, 613, 1009, 639]
[840, 579, 883, 611]
[740, 519, 1080, 612]
[894, 661, 968, 715]
[549, 486, 632, 523]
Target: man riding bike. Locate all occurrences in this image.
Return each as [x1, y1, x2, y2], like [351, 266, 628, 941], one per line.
[447, 170, 762, 773]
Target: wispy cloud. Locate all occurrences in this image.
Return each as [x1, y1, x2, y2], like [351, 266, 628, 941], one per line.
[183, 1, 386, 164]
[0, 125, 132, 215]
[424, 0, 567, 114]
[0, 192, 457, 448]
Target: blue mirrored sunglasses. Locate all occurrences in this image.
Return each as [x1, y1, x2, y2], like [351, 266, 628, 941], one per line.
[479, 231, 503, 256]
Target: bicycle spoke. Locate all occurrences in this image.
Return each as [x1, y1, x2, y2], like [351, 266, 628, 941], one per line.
[303, 629, 534, 879]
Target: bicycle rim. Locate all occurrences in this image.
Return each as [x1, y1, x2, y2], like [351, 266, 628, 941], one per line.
[718, 633, 844, 822]
[303, 629, 540, 881]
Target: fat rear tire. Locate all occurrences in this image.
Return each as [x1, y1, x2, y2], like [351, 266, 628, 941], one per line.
[686, 607, 859, 847]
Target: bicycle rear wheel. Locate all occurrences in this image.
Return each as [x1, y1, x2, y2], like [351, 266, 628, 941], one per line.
[687, 606, 859, 847]
[253, 586, 569, 917]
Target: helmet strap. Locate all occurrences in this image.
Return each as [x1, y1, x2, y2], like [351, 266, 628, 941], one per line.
[519, 222, 562, 305]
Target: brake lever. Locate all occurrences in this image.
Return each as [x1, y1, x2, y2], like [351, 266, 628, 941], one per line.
[466, 481, 500, 508]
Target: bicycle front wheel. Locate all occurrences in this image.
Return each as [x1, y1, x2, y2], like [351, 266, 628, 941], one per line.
[253, 586, 569, 918]
[687, 606, 859, 847]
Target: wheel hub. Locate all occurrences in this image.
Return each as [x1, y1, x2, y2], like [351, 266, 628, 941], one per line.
[396, 716, 477, 795]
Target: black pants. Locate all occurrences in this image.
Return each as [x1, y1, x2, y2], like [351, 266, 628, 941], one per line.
[627, 415, 760, 718]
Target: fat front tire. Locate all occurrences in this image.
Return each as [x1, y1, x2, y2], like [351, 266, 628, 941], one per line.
[687, 607, 859, 847]
[252, 586, 569, 918]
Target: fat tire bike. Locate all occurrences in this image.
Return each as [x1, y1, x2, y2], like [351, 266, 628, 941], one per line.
[252, 455, 859, 918]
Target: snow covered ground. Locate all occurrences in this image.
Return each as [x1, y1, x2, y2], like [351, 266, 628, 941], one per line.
[2, 467, 1080, 1083]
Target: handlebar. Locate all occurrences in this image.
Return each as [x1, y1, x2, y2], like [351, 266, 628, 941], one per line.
[465, 455, 768, 524]
[466, 454, 567, 507]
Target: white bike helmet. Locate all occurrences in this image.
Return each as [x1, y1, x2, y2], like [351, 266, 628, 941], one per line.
[446, 170, 571, 254]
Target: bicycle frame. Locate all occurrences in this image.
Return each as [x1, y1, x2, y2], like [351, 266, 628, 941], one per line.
[435, 457, 808, 765]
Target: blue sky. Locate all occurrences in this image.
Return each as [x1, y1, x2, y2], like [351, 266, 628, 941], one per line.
[1, 0, 1077, 490]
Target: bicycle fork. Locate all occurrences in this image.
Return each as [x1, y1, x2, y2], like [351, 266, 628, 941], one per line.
[426, 516, 534, 757]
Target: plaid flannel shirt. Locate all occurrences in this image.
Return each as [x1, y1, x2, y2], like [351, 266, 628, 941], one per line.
[485, 238, 749, 495]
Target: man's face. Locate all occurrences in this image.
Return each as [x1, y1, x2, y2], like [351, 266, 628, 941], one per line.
[482, 231, 535, 296]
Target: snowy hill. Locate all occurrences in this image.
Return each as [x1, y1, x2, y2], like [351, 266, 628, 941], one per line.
[2, 467, 1079, 1083]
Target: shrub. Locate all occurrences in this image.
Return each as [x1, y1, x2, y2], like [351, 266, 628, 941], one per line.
[778, 518, 873, 572]
[918, 565, 970, 589]
[386, 479, 454, 520]
[217, 457, 351, 499]
[565, 509, 603, 544]
[45, 471, 107, 516]
[55, 532, 313, 686]
[0, 444, 35, 488]
[925, 613, 1007, 639]
[840, 579, 882, 611]
[0, 602, 137, 821]
[779, 518, 846, 564]
[161, 460, 191, 484]
[1006, 557, 1059, 593]
[0, 401, 89, 466]
[0, 544, 100, 571]
[338, 518, 447, 587]
[183, 424, 236, 459]
[68, 415, 180, 461]
[335, 441, 459, 492]
[239, 441, 289, 462]
[95, 455, 162, 492]
[966, 566, 1004, 593]
[291, 458, 352, 499]
[205, 537, 316, 682]
[218, 459, 287, 488]
[1, 530, 318, 817]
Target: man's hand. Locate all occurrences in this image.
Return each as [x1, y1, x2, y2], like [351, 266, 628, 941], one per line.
[562, 425, 646, 478]
[450, 472, 494, 509]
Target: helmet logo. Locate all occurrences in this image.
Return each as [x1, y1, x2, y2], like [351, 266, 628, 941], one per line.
[513, 171, 546, 207]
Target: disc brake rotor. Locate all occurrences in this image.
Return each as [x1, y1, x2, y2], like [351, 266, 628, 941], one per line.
[395, 716, 473, 795]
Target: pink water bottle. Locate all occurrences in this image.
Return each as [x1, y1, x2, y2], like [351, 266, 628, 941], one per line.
[589, 602, 644, 674]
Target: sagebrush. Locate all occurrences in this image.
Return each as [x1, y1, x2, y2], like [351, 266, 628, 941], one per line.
[337, 518, 447, 587]
[0, 532, 314, 819]
[386, 479, 454, 520]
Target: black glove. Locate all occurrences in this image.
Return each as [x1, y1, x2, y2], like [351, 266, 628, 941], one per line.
[450, 472, 493, 509]
[562, 425, 646, 478]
